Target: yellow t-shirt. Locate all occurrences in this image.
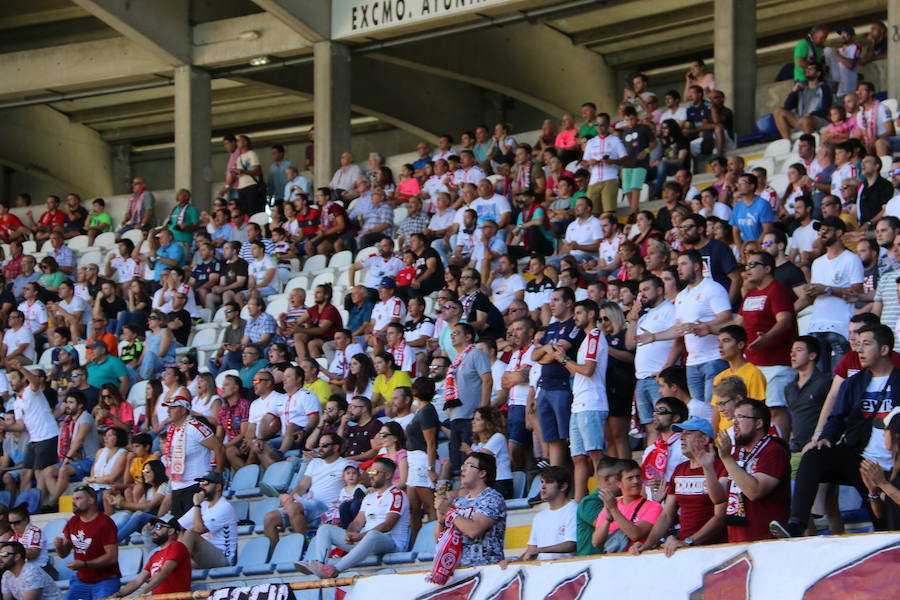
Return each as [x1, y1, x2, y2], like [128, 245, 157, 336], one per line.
[373, 370, 413, 404]
[304, 379, 333, 407]
[129, 452, 158, 484]
[711, 362, 767, 432]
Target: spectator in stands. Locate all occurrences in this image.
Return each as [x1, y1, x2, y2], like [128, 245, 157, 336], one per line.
[115, 517, 190, 597]
[26, 195, 65, 245]
[107, 458, 169, 542]
[341, 396, 381, 463]
[774, 324, 897, 538]
[709, 399, 790, 542]
[296, 284, 341, 360]
[143, 228, 184, 287]
[176, 471, 236, 568]
[206, 303, 244, 375]
[7, 506, 51, 576]
[134, 311, 174, 381]
[710, 326, 767, 434]
[582, 113, 626, 215]
[640, 396, 688, 501]
[305, 397, 347, 451]
[858, 156, 892, 226]
[861, 405, 900, 528]
[0, 209, 28, 246]
[793, 25, 829, 82]
[266, 366, 320, 465]
[2, 310, 35, 367]
[11, 258, 39, 304]
[806, 217, 863, 373]
[773, 62, 833, 140]
[856, 81, 896, 156]
[189, 242, 222, 309]
[618, 105, 657, 216]
[786, 336, 829, 453]
[300, 457, 409, 579]
[45, 390, 98, 509]
[730, 173, 775, 246]
[0, 540, 60, 600]
[519, 466, 576, 560]
[631, 417, 725, 556]
[575, 457, 623, 556]
[652, 121, 690, 198]
[55, 485, 120, 598]
[592, 458, 663, 552]
[162, 397, 223, 518]
[348, 237, 403, 300]
[81, 427, 127, 497]
[217, 375, 250, 469]
[206, 241, 247, 310]
[444, 323, 492, 476]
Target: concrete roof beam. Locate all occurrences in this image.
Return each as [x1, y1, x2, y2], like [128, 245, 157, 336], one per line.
[250, 0, 331, 43]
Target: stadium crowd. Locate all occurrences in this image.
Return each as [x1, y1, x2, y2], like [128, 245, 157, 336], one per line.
[1, 20, 900, 600]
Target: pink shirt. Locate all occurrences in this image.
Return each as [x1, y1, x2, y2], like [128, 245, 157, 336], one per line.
[554, 128, 578, 150]
[225, 149, 240, 190]
[595, 496, 664, 548]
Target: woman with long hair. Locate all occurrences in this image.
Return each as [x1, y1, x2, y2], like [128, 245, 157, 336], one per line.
[119, 279, 151, 334]
[375, 421, 408, 488]
[652, 119, 690, 196]
[136, 309, 177, 380]
[463, 406, 514, 499]
[140, 379, 164, 433]
[697, 187, 731, 221]
[38, 256, 65, 292]
[374, 166, 396, 202]
[860, 411, 900, 528]
[708, 217, 739, 260]
[443, 266, 463, 296]
[780, 163, 809, 220]
[371, 352, 412, 416]
[93, 384, 134, 433]
[107, 459, 171, 541]
[601, 302, 635, 459]
[632, 211, 662, 257]
[660, 266, 683, 302]
[152, 367, 189, 435]
[344, 353, 375, 399]
[404, 378, 439, 542]
[267, 343, 293, 385]
[177, 353, 199, 397]
[191, 373, 221, 427]
[84, 427, 129, 498]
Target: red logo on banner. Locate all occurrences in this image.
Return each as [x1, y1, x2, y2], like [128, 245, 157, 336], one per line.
[544, 569, 591, 600]
[416, 575, 480, 600]
[484, 570, 523, 600]
[803, 542, 900, 599]
[689, 552, 751, 600]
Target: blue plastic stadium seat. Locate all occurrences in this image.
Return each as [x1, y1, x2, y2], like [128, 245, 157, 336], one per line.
[417, 552, 435, 562]
[249, 497, 280, 534]
[355, 554, 382, 568]
[110, 511, 131, 531]
[44, 518, 67, 544]
[384, 520, 437, 564]
[261, 461, 295, 492]
[191, 569, 209, 581]
[243, 533, 303, 574]
[229, 464, 261, 498]
[505, 498, 530, 510]
[231, 499, 250, 522]
[118, 547, 143, 579]
[54, 555, 75, 589]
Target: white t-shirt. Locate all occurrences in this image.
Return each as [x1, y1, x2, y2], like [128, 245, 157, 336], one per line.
[808, 249, 864, 337]
[178, 499, 237, 563]
[674, 278, 732, 366]
[403, 318, 435, 358]
[10, 523, 49, 567]
[237, 150, 261, 189]
[165, 418, 214, 491]
[59, 296, 91, 327]
[304, 457, 350, 505]
[564, 216, 603, 246]
[791, 221, 819, 254]
[248, 256, 276, 286]
[18, 301, 47, 336]
[4, 327, 35, 362]
[634, 300, 677, 379]
[490, 274, 525, 312]
[14, 387, 58, 443]
[371, 297, 406, 331]
[360, 486, 410, 552]
[247, 396, 273, 436]
[452, 166, 486, 186]
[388, 342, 416, 374]
[856, 102, 893, 137]
[861, 375, 894, 470]
[700, 202, 732, 221]
[830, 162, 859, 197]
[470, 195, 511, 226]
[277, 388, 321, 433]
[885, 193, 900, 219]
[598, 233, 624, 266]
[472, 432, 512, 482]
[422, 175, 451, 201]
[329, 343, 364, 378]
[427, 207, 456, 231]
[505, 345, 534, 407]
[583, 134, 627, 184]
[572, 328, 608, 413]
[361, 255, 404, 289]
[659, 106, 688, 125]
[109, 256, 142, 284]
[527, 501, 577, 560]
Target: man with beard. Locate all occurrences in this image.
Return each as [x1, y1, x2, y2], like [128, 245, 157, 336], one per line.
[54, 486, 120, 599]
[0, 541, 60, 600]
[640, 397, 689, 503]
[680, 213, 740, 304]
[298, 457, 409, 578]
[458, 268, 505, 341]
[176, 471, 237, 568]
[44, 391, 99, 511]
[872, 216, 900, 275]
[805, 217, 863, 374]
[857, 156, 892, 226]
[882, 160, 900, 219]
[305, 396, 347, 451]
[501, 317, 536, 472]
[113, 518, 190, 597]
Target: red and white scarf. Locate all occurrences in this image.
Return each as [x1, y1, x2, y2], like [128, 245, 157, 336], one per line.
[57, 410, 83, 461]
[166, 422, 187, 481]
[859, 100, 881, 144]
[511, 344, 532, 370]
[444, 344, 474, 405]
[126, 190, 147, 226]
[514, 161, 533, 194]
[642, 432, 681, 484]
[390, 340, 408, 370]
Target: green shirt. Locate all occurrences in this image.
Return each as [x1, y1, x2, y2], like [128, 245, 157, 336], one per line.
[793, 38, 823, 81]
[577, 122, 598, 138]
[86, 355, 129, 389]
[168, 204, 200, 244]
[38, 271, 65, 289]
[88, 213, 112, 232]
[576, 491, 605, 556]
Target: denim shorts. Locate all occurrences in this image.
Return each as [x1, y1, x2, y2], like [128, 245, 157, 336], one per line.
[280, 497, 329, 527]
[537, 387, 573, 443]
[758, 365, 793, 408]
[506, 405, 529, 446]
[569, 410, 608, 456]
[634, 377, 660, 425]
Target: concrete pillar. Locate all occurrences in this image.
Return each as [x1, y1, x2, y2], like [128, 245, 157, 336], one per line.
[714, 0, 757, 138]
[313, 42, 352, 189]
[889, 1, 900, 102]
[174, 66, 212, 210]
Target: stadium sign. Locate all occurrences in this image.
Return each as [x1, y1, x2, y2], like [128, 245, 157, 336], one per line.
[332, 0, 511, 39]
[343, 533, 900, 599]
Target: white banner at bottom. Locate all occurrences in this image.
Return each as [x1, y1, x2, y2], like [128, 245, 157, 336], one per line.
[345, 533, 900, 599]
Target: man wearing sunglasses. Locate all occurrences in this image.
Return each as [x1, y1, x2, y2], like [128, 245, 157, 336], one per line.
[114, 518, 189, 597]
[640, 397, 689, 503]
[0, 541, 60, 600]
[298, 457, 408, 579]
[7, 506, 53, 579]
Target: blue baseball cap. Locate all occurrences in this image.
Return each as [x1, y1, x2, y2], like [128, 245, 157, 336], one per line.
[673, 417, 715, 439]
[379, 276, 396, 288]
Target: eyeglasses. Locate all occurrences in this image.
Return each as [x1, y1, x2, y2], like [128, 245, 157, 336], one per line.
[678, 224, 697, 231]
[600, 316, 610, 322]
[152, 523, 171, 531]
[450, 331, 461, 336]
[760, 241, 774, 247]
[252, 378, 272, 384]
[224, 309, 235, 313]
[654, 409, 673, 416]
[71, 373, 82, 378]
[443, 305, 457, 311]
[744, 262, 763, 270]
[179, 360, 192, 365]
[40, 265, 48, 270]
[428, 365, 441, 370]
[376, 431, 392, 437]
[100, 394, 111, 399]
[460, 275, 475, 279]
[733, 414, 760, 421]
[366, 469, 387, 475]
[148, 315, 161, 320]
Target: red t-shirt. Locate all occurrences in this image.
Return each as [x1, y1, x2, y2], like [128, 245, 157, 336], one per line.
[667, 459, 727, 542]
[144, 541, 192, 595]
[38, 209, 65, 231]
[297, 207, 321, 237]
[0, 214, 23, 240]
[63, 513, 121, 583]
[834, 351, 900, 379]
[739, 279, 796, 367]
[307, 303, 342, 340]
[725, 438, 791, 543]
[395, 267, 416, 287]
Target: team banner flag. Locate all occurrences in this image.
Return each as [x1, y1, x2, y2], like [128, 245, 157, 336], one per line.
[208, 583, 293, 600]
[345, 533, 900, 599]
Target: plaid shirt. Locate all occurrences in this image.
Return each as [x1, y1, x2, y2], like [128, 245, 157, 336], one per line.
[50, 244, 78, 270]
[245, 311, 277, 343]
[397, 213, 429, 241]
[217, 397, 250, 442]
[361, 202, 394, 237]
[239, 238, 275, 263]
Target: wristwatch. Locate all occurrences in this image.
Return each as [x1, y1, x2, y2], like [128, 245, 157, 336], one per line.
[684, 537, 695, 546]
[824, 286, 832, 296]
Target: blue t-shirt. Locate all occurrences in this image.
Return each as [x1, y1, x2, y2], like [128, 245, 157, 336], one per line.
[729, 196, 774, 242]
[153, 243, 185, 281]
[698, 239, 738, 293]
[539, 317, 584, 390]
[686, 102, 711, 128]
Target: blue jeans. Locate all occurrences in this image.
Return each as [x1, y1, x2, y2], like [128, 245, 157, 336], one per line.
[116, 310, 148, 335]
[652, 161, 681, 197]
[686, 358, 728, 406]
[206, 351, 242, 376]
[139, 353, 166, 380]
[66, 576, 120, 600]
[810, 331, 849, 375]
[117, 511, 156, 543]
[431, 237, 452, 267]
[634, 377, 661, 425]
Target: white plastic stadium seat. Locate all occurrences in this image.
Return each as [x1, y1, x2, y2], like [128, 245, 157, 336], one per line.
[93, 231, 117, 249]
[303, 254, 326, 273]
[328, 250, 353, 269]
[266, 296, 289, 318]
[21, 241, 36, 254]
[250, 212, 269, 227]
[764, 139, 791, 159]
[80, 250, 102, 267]
[285, 276, 309, 294]
[127, 380, 149, 407]
[121, 229, 143, 246]
[310, 271, 334, 288]
[882, 98, 898, 118]
[215, 369, 239, 389]
[68, 235, 90, 252]
[355, 246, 378, 262]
